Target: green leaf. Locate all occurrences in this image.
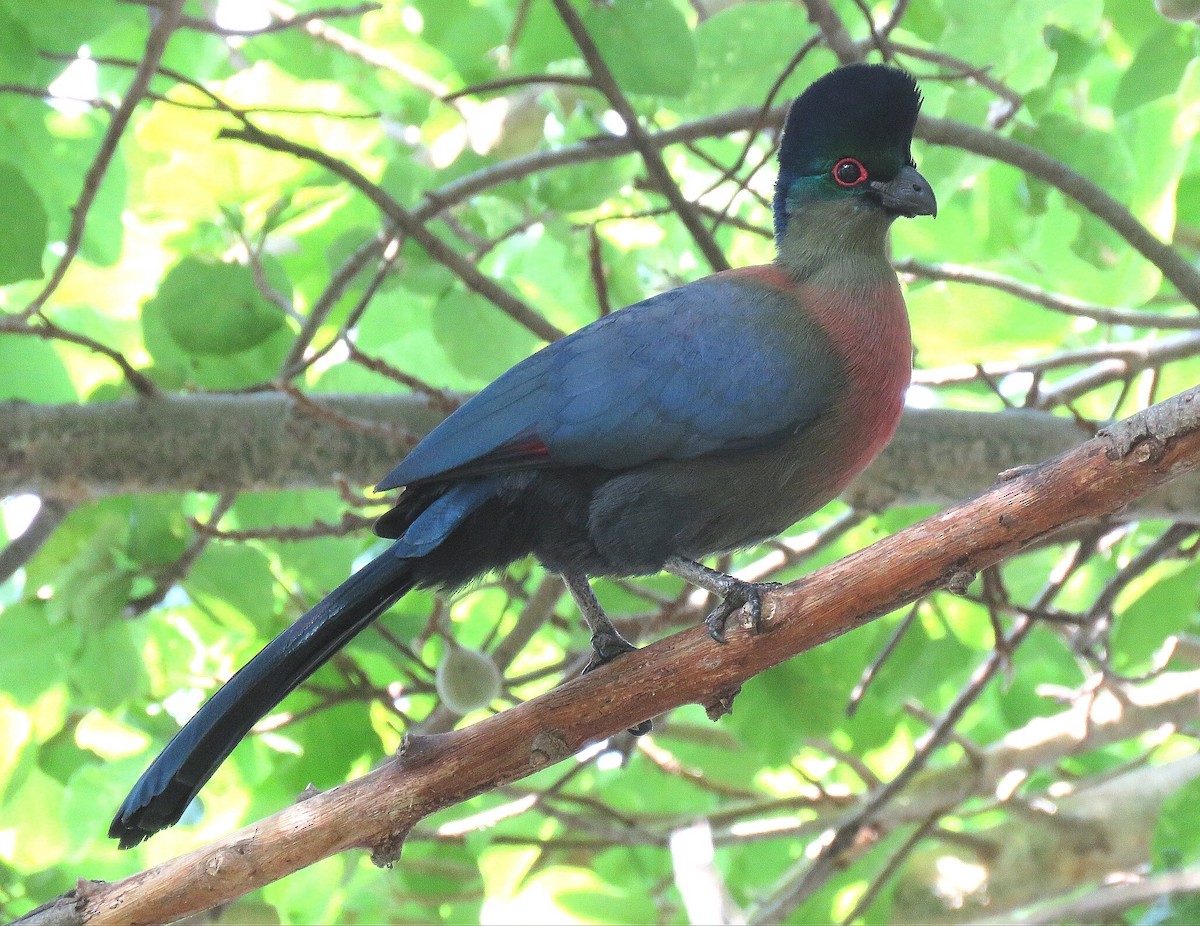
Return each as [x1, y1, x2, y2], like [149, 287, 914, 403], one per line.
[558, 883, 659, 924]
[394, 840, 483, 898]
[690, 3, 834, 112]
[0, 163, 45, 284]
[536, 153, 638, 214]
[184, 543, 278, 626]
[0, 604, 80, 705]
[4, 102, 130, 268]
[0, 8, 35, 84]
[1113, 25, 1195, 114]
[74, 622, 144, 711]
[126, 497, 188, 568]
[1153, 774, 1200, 870]
[0, 335, 77, 402]
[581, 0, 695, 97]
[411, 0, 507, 86]
[1112, 560, 1200, 666]
[1, 0, 132, 50]
[431, 289, 542, 384]
[146, 258, 286, 356]
[70, 570, 133, 632]
[2, 768, 69, 869]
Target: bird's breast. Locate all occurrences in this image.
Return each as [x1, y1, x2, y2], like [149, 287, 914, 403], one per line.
[794, 276, 913, 488]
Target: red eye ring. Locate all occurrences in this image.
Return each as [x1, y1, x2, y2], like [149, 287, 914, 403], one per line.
[832, 157, 868, 187]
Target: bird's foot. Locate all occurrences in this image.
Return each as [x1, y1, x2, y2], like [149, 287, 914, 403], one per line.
[564, 572, 652, 736]
[583, 628, 639, 674]
[662, 557, 783, 644]
[582, 631, 652, 737]
[704, 580, 783, 644]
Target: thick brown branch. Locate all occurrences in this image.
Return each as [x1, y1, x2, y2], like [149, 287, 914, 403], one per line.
[29, 385, 1200, 926]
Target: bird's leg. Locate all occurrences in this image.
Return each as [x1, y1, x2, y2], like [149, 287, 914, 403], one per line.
[664, 556, 782, 644]
[562, 572, 638, 672]
[563, 572, 651, 737]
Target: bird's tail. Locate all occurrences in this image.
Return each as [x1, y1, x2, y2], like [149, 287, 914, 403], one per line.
[109, 551, 415, 849]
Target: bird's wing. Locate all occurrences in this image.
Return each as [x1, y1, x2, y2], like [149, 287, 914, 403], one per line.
[376, 269, 844, 490]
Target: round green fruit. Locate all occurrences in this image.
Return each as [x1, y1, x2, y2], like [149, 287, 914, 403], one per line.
[1156, 0, 1200, 22]
[435, 644, 502, 715]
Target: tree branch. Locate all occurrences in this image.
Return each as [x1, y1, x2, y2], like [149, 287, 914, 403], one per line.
[4, 396, 1199, 522]
[22, 0, 186, 318]
[918, 115, 1200, 311]
[217, 123, 566, 343]
[549, 0, 730, 273]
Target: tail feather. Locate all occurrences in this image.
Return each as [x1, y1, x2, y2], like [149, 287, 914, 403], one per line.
[109, 550, 414, 849]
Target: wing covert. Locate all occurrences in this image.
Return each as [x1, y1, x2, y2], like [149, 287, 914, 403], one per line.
[376, 271, 844, 490]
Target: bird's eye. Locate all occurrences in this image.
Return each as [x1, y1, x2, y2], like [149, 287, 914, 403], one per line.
[832, 157, 868, 187]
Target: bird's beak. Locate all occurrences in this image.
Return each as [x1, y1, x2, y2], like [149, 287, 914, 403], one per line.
[871, 164, 937, 218]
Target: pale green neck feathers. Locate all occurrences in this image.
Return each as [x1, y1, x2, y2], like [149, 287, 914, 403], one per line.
[774, 195, 897, 288]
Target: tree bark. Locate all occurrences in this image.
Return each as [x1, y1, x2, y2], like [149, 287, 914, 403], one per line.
[4, 396, 1199, 522]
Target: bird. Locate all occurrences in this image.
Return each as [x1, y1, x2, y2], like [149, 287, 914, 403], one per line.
[109, 62, 936, 849]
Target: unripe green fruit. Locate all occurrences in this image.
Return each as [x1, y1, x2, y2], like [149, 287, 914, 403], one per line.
[1156, 0, 1200, 22]
[435, 645, 502, 715]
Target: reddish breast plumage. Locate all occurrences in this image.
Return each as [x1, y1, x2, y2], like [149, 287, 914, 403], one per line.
[797, 278, 912, 481]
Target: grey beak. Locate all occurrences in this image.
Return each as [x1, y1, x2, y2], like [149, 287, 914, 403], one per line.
[870, 164, 937, 218]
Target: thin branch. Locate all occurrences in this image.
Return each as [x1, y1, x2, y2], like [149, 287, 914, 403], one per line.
[265, 0, 453, 104]
[0, 496, 73, 587]
[846, 601, 921, 716]
[751, 535, 1097, 922]
[802, 0, 860, 63]
[443, 73, 594, 102]
[22, 0, 186, 319]
[839, 812, 943, 924]
[0, 82, 116, 114]
[177, 2, 380, 37]
[219, 122, 565, 343]
[126, 494, 238, 616]
[279, 232, 386, 375]
[919, 115, 1200, 311]
[890, 42, 1022, 128]
[973, 867, 1200, 926]
[0, 316, 158, 397]
[548, 0, 729, 272]
[913, 332, 1200, 394]
[897, 259, 1200, 330]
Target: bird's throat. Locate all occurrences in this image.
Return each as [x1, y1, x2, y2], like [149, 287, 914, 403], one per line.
[774, 198, 896, 288]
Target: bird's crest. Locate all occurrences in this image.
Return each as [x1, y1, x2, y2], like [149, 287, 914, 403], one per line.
[778, 63, 922, 176]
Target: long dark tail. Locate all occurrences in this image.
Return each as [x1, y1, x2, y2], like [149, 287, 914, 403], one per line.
[109, 551, 414, 849]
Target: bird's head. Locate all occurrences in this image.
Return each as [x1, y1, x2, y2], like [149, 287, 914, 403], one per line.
[773, 63, 936, 247]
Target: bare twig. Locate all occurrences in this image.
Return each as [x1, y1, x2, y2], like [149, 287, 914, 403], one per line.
[219, 122, 565, 343]
[919, 115, 1200, 311]
[0, 496, 73, 587]
[23, 0, 187, 319]
[897, 259, 1200, 330]
[549, 0, 729, 272]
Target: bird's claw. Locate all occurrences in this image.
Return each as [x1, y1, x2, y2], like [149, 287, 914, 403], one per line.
[583, 629, 639, 674]
[705, 581, 782, 643]
[582, 630, 652, 736]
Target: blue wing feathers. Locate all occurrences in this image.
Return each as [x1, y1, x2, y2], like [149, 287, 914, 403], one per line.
[377, 273, 843, 491]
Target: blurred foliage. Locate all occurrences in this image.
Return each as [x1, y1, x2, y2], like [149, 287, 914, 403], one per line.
[1, 0, 1200, 923]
